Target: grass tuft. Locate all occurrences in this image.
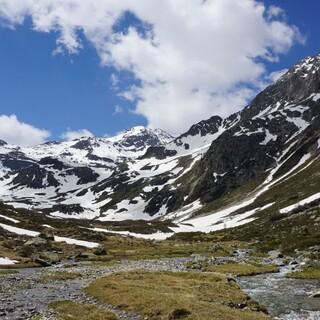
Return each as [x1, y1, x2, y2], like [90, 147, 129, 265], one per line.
[50, 301, 117, 320]
[205, 263, 279, 276]
[287, 264, 320, 279]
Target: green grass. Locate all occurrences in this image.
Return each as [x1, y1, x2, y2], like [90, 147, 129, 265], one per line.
[86, 271, 270, 320]
[0, 270, 18, 276]
[30, 315, 45, 320]
[287, 264, 320, 279]
[97, 236, 241, 261]
[205, 263, 279, 276]
[50, 301, 117, 320]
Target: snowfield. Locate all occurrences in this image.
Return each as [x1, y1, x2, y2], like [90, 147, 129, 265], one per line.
[0, 223, 99, 248]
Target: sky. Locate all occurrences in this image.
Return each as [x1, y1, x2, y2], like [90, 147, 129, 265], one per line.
[0, 0, 318, 145]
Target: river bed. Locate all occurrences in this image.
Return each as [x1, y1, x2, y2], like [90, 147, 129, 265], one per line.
[238, 266, 320, 319]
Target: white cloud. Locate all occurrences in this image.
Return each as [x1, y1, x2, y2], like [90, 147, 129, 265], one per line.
[112, 105, 123, 115]
[268, 68, 289, 83]
[61, 128, 94, 141]
[0, 0, 304, 133]
[0, 114, 50, 146]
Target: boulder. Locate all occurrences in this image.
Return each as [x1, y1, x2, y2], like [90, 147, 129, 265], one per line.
[39, 230, 55, 241]
[25, 237, 48, 246]
[35, 251, 60, 266]
[267, 250, 283, 259]
[94, 245, 107, 256]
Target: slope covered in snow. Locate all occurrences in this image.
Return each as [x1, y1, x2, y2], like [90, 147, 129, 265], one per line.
[1, 54, 320, 237]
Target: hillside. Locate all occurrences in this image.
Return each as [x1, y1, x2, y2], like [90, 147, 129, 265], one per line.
[0, 54, 319, 247]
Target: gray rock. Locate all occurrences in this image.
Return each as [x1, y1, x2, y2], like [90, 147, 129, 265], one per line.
[267, 250, 283, 259]
[93, 245, 107, 256]
[36, 252, 60, 266]
[25, 237, 48, 247]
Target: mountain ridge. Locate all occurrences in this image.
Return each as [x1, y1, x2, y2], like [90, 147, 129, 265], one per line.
[0, 54, 320, 238]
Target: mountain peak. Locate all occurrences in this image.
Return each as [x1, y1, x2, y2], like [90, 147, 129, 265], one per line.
[288, 54, 320, 78]
[0, 139, 7, 146]
[109, 126, 174, 150]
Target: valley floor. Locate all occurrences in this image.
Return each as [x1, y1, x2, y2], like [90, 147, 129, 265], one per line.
[0, 251, 319, 320]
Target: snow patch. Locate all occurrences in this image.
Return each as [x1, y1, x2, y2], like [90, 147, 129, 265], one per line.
[260, 129, 277, 145]
[173, 203, 274, 233]
[280, 192, 320, 214]
[0, 257, 18, 265]
[89, 228, 174, 241]
[0, 214, 20, 223]
[54, 236, 99, 248]
[313, 93, 320, 102]
[0, 223, 99, 248]
[0, 223, 39, 237]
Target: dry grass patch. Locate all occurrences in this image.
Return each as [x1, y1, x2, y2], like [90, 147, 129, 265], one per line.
[86, 271, 270, 320]
[205, 263, 279, 276]
[287, 264, 320, 279]
[50, 301, 117, 320]
[100, 236, 239, 261]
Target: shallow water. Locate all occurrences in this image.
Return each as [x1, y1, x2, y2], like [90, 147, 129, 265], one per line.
[238, 266, 320, 319]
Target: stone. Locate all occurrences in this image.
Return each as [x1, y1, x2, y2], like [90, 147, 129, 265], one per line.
[39, 230, 55, 241]
[93, 245, 107, 256]
[25, 237, 48, 247]
[35, 252, 60, 266]
[227, 276, 237, 284]
[267, 250, 283, 259]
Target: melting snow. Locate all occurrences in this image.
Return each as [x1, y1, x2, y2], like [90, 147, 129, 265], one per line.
[0, 214, 20, 223]
[54, 236, 99, 248]
[0, 257, 18, 265]
[280, 192, 320, 214]
[0, 223, 99, 248]
[260, 129, 277, 145]
[42, 224, 55, 229]
[0, 223, 40, 237]
[89, 228, 174, 241]
[173, 203, 274, 233]
[313, 93, 320, 102]
[166, 200, 203, 221]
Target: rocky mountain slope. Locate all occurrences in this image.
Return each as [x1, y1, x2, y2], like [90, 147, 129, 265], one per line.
[1, 54, 320, 238]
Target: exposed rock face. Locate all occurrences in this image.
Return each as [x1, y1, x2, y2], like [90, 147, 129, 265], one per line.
[11, 163, 60, 189]
[116, 127, 174, 149]
[178, 115, 222, 138]
[142, 146, 178, 160]
[186, 55, 320, 203]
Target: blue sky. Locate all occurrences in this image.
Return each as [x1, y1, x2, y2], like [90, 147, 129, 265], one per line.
[263, 0, 320, 70]
[0, 21, 145, 139]
[0, 1, 318, 145]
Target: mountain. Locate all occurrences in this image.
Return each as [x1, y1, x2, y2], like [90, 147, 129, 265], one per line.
[1, 54, 320, 243]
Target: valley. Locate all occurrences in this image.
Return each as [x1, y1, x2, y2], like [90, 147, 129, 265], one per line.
[0, 54, 320, 319]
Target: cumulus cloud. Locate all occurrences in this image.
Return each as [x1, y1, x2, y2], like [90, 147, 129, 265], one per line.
[0, 114, 50, 146]
[268, 68, 289, 83]
[61, 128, 94, 141]
[0, 0, 304, 133]
[112, 105, 124, 115]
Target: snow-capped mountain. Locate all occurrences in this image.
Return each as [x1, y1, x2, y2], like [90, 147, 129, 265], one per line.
[1, 54, 320, 236]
